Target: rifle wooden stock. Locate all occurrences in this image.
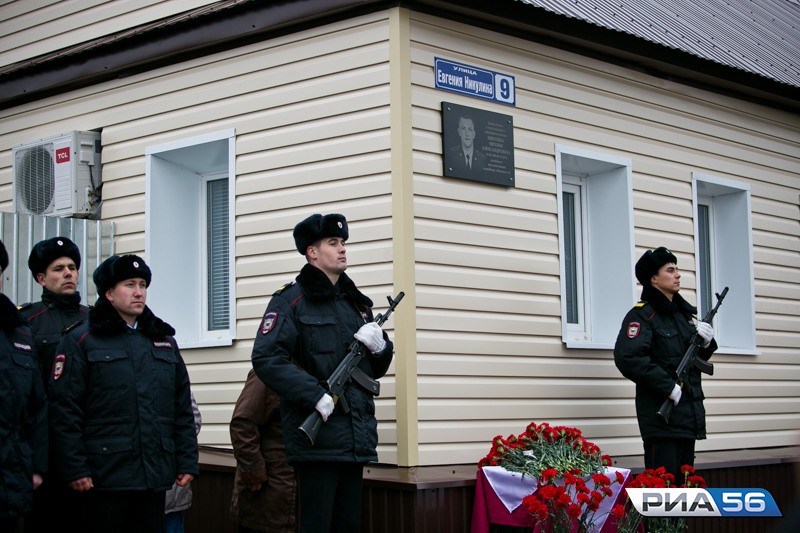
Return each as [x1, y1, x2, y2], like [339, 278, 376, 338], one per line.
[298, 292, 404, 445]
[657, 287, 728, 424]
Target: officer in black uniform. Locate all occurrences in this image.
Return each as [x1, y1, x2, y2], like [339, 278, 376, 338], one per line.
[21, 236, 89, 385]
[20, 236, 89, 533]
[48, 254, 199, 533]
[0, 239, 47, 531]
[614, 246, 717, 482]
[251, 213, 394, 533]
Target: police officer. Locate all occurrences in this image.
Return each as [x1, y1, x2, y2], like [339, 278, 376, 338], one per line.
[614, 247, 717, 482]
[251, 213, 394, 532]
[22, 236, 89, 384]
[0, 239, 47, 531]
[21, 236, 89, 533]
[48, 254, 199, 533]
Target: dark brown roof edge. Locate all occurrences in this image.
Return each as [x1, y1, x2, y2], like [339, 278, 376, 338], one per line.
[1, 0, 797, 113]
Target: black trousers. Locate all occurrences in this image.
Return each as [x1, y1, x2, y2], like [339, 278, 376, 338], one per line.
[294, 462, 364, 533]
[86, 489, 166, 533]
[643, 437, 696, 484]
[23, 477, 87, 533]
[0, 516, 19, 533]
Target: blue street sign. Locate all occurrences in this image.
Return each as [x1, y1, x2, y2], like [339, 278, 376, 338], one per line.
[434, 57, 516, 106]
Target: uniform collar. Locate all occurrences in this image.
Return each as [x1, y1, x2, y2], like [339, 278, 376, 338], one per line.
[41, 286, 83, 310]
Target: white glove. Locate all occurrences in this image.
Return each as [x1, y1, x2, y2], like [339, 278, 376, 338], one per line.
[696, 321, 714, 348]
[315, 393, 334, 422]
[354, 322, 386, 354]
[668, 383, 682, 406]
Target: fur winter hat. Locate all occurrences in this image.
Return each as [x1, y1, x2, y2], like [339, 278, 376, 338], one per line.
[635, 246, 677, 286]
[293, 213, 349, 255]
[28, 236, 81, 278]
[93, 254, 152, 295]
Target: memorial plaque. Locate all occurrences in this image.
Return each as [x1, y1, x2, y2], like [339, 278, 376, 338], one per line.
[441, 102, 515, 187]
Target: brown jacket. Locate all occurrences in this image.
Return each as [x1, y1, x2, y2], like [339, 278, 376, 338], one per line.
[230, 369, 295, 532]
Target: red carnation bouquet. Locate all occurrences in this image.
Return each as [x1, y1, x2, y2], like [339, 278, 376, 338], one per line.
[479, 421, 623, 532]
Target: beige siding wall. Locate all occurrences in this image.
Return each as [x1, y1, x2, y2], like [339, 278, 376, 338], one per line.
[0, 11, 397, 453]
[0, 0, 219, 68]
[408, 13, 799, 465]
[0, 5, 798, 469]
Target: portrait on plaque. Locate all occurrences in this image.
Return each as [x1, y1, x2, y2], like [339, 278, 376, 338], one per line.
[441, 102, 515, 187]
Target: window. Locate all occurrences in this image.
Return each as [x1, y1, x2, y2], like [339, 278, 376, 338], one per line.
[205, 175, 230, 331]
[556, 146, 636, 348]
[145, 129, 236, 348]
[562, 182, 585, 327]
[693, 174, 757, 353]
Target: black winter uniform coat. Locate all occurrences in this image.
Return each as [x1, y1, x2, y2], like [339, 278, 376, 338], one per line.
[20, 288, 89, 386]
[614, 285, 717, 441]
[48, 298, 199, 491]
[0, 293, 47, 519]
[251, 264, 394, 464]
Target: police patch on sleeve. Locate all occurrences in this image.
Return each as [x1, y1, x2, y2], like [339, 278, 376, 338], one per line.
[626, 322, 641, 339]
[261, 312, 278, 335]
[53, 354, 66, 380]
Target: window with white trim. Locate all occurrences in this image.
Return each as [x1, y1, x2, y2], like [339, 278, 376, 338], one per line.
[556, 146, 636, 348]
[693, 174, 757, 353]
[145, 130, 236, 348]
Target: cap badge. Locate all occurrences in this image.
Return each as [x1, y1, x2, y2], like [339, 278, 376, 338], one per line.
[57, 239, 64, 246]
[337, 222, 343, 228]
[133, 261, 140, 268]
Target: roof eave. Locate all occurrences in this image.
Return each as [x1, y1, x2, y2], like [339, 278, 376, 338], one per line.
[0, 0, 796, 113]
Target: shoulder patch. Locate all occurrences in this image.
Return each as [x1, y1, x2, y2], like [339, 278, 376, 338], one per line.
[626, 322, 641, 338]
[53, 354, 66, 381]
[260, 311, 278, 335]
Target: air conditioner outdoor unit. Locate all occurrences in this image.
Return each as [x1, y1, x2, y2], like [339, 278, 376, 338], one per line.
[12, 131, 102, 218]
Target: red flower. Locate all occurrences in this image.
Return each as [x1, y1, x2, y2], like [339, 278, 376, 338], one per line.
[611, 503, 625, 519]
[556, 490, 571, 508]
[592, 473, 611, 486]
[567, 503, 582, 519]
[541, 468, 558, 482]
[523, 495, 549, 520]
[538, 484, 558, 500]
[686, 475, 707, 488]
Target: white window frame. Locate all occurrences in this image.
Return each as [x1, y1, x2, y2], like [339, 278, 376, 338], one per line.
[145, 129, 236, 348]
[692, 173, 758, 354]
[556, 145, 636, 349]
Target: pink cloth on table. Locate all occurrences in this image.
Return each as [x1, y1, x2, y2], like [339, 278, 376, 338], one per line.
[470, 466, 631, 533]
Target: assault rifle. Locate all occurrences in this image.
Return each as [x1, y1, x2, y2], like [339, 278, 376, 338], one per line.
[298, 291, 404, 445]
[657, 286, 729, 424]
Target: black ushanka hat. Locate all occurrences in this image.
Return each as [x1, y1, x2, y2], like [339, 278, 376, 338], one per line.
[292, 213, 348, 255]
